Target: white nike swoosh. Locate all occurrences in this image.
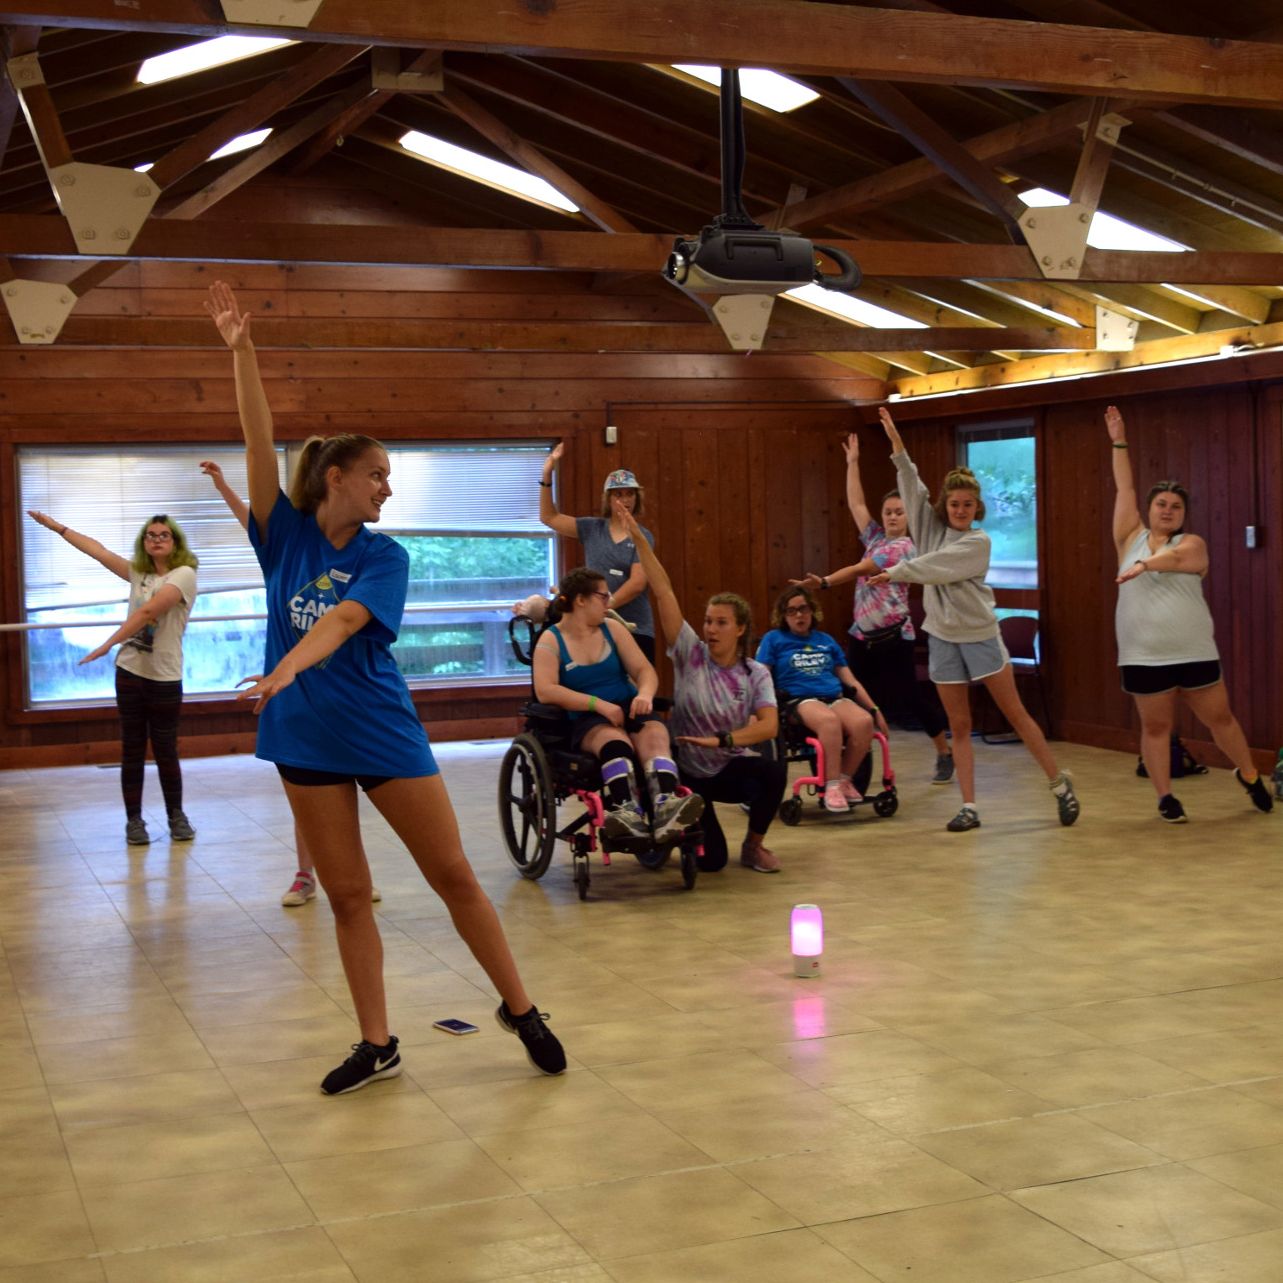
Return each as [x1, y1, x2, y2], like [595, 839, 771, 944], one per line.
[374, 1054, 397, 1071]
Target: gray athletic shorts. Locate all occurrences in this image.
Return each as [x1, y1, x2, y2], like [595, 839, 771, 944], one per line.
[928, 634, 1009, 684]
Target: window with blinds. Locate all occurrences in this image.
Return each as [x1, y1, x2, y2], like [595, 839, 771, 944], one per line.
[17, 441, 555, 707]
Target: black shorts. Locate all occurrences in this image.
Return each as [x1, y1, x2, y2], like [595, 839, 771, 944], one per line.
[276, 763, 395, 793]
[1121, 659, 1222, 696]
[782, 692, 853, 719]
[568, 710, 663, 752]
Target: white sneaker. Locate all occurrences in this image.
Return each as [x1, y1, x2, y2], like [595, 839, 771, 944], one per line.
[822, 782, 851, 811]
[651, 792, 704, 842]
[281, 872, 316, 907]
[603, 803, 650, 840]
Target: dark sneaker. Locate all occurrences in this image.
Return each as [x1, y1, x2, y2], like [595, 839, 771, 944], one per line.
[1158, 794, 1188, 824]
[1236, 769, 1274, 814]
[496, 1003, 566, 1076]
[651, 792, 704, 842]
[1051, 772, 1080, 827]
[168, 809, 196, 841]
[602, 802, 650, 840]
[320, 1036, 401, 1095]
[932, 753, 955, 786]
[946, 806, 980, 832]
[126, 817, 150, 846]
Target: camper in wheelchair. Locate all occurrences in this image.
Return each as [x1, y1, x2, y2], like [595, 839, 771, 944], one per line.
[757, 584, 898, 822]
[498, 568, 704, 898]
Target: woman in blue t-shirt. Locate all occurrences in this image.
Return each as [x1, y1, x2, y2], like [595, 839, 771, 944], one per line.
[755, 586, 884, 814]
[206, 281, 566, 1094]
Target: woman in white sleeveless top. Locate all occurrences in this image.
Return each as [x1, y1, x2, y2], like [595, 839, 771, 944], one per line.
[1107, 405, 1273, 823]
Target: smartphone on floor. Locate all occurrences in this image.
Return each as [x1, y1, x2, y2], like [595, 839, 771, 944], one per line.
[433, 1018, 480, 1036]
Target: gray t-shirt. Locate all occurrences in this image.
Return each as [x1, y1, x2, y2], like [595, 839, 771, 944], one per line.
[574, 516, 655, 638]
[1115, 530, 1218, 666]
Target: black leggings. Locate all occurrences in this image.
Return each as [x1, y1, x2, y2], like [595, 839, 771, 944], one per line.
[846, 633, 947, 740]
[116, 667, 184, 820]
[683, 755, 787, 873]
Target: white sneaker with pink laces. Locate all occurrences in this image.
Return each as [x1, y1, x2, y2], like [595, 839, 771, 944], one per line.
[281, 871, 316, 907]
[822, 782, 851, 811]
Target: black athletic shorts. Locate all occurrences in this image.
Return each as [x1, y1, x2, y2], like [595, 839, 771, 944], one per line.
[1121, 659, 1222, 696]
[568, 710, 662, 752]
[276, 763, 394, 793]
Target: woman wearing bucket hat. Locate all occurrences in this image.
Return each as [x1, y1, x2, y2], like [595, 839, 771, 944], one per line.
[538, 443, 657, 660]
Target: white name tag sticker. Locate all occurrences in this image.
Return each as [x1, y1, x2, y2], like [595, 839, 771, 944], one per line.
[329, 569, 352, 583]
[608, 568, 624, 577]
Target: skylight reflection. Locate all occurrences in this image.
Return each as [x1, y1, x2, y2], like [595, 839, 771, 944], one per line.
[137, 36, 294, 86]
[670, 65, 820, 113]
[398, 130, 579, 213]
[1018, 188, 1187, 252]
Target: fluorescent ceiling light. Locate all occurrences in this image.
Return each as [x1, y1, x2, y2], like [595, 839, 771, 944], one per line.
[137, 36, 294, 86]
[786, 283, 927, 329]
[210, 129, 272, 161]
[1018, 188, 1187, 252]
[398, 130, 579, 213]
[671, 64, 820, 113]
[133, 162, 153, 173]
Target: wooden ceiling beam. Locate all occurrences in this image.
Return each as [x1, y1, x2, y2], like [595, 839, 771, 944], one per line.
[24, 315, 1096, 353]
[3, 2, 1283, 107]
[1156, 283, 1272, 325]
[435, 83, 636, 234]
[8, 218, 1283, 284]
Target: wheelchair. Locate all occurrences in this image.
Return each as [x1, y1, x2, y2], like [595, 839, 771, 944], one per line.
[774, 690, 898, 826]
[497, 616, 703, 901]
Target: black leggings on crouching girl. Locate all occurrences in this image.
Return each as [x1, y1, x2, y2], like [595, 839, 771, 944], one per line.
[683, 755, 787, 872]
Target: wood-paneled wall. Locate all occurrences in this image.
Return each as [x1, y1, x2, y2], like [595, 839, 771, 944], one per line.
[0, 262, 882, 767]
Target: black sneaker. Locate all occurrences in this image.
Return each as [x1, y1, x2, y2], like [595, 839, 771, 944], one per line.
[168, 809, 196, 841]
[1050, 772, 1080, 827]
[1236, 769, 1275, 814]
[946, 806, 980, 832]
[496, 1002, 566, 1075]
[1158, 794, 1188, 823]
[319, 1036, 401, 1095]
[125, 817, 149, 846]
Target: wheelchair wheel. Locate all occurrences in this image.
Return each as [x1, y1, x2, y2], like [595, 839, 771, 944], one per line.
[679, 846, 698, 890]
[779, 796, 804, 827]
[873, 791, 899, 818]
[498, 734, 557, 879]
[574, 861, 590, 901]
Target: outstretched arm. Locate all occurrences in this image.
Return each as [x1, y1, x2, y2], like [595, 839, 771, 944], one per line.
[791, 557, 880, 592]
[1106, 405, 1143, 552]
[27, 511, 131, 581]
[538, 442, 578, 538]
[617, 503, 679, 644]
[200, 460, 250, 531]
[204, 282, 278, 536]
[79, 585, 183, 663]
[1116, 533, 1209, 582]
[843, 432, 874, 533]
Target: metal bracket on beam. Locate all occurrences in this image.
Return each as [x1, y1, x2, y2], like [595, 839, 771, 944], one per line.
[1092, 112, 1131, 146]
[6, 50, 42, 90]
[47, 163, 159, 255]
[711, 295, 776, 352]
[1, 279, 77, 344]
[221, 0, 325, 27]
[371, 48, 443, 92]
[1096, 304, 1138, 352]
[1019, 204, 1092, 280]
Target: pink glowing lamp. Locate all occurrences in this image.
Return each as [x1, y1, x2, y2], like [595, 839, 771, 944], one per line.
[791, 903, 823, 978]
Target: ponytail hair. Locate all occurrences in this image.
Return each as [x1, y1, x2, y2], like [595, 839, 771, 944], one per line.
[932, 466, 986, 525]
[546, 567, 607, 625]
[289, 433, 385, 513]
[708, 591, 753, 671]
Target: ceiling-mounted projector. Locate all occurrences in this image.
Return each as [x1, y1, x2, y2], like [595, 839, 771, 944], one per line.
[663, 69, 860, 349]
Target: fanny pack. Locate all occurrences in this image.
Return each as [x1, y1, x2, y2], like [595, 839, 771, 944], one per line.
[858, 622, 904, 647]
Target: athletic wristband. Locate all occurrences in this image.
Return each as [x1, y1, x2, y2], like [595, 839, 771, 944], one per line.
[588, 695, 597, 712]
[538, 479, 553, 487]
[1112, 442, 1128, 449]
[820, 577, 830, 590]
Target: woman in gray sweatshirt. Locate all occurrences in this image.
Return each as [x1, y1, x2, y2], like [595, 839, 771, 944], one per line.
[868, 407, 1079, 833]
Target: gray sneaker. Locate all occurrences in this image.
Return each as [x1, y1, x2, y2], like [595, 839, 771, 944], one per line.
[602, 802, 650, 840]
[1050, 772, 1080, 827]
[946, 806, 980, 832]
[651, 792, 704, 842]
[932, 753, 955, 785]
[125, 816, 150, 846]
[168, 809, 196, 841]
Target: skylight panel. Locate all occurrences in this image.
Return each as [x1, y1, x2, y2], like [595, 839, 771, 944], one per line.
[210, 129, 272, 161]
[786, 284, 927, 329]
[137, 36, 294, 86]
[1018, 188, 1187, 253]
[398, 130, 579, 213]
[670, 65, 820, 113]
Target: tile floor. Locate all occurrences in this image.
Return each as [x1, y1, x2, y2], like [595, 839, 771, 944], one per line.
[1, 734, 1281, 1282]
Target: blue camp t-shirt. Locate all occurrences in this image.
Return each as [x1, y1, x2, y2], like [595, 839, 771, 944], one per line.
[755, 628, 847, 700]
[248, 490, 437, 778]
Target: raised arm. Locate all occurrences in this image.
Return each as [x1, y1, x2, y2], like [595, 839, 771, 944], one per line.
[204, 282, 278, 536]
[27, 510, 130, 581]
[79, 585, 184, 664]
[538, 442, 578, 538]
[200, 460, 250, 531]
[1106, 405, 1143, 552]
[843, 432, 874, 533]
[617, 504, 678, 641]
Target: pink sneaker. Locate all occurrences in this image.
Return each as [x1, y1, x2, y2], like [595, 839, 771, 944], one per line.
[822, 783, 851, 811]
[281, 872, 316, 907]
[838, 778, 863, 804]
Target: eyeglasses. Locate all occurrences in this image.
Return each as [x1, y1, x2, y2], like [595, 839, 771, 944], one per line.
[144, 530, 173, 541]
[588, 590, 610, 603]
[784, 605, 812, 616]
